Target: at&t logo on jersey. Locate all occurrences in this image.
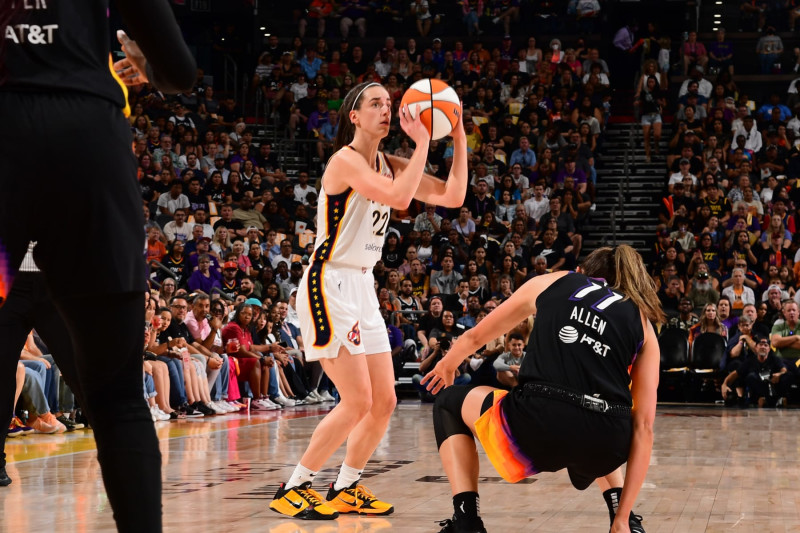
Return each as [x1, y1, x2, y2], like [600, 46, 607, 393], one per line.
[347, 321, 361, 346]
[559, 326, 579, 343]
[559, 323, 611, 356]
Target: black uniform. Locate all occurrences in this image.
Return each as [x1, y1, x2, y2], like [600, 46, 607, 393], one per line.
[0, 2, 195, 532]
[501, 273, 644, 489]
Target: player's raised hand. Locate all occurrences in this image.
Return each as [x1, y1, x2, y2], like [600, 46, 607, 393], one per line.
[113, 30, 150, 86]
[399, 103, 431, 146]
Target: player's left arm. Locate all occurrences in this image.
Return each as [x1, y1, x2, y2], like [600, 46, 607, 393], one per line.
[613, 314, 659, 531]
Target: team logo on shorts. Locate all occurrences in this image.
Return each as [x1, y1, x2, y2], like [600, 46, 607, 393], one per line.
[558, 325, 579, 344]
[347, 321, 361, 346]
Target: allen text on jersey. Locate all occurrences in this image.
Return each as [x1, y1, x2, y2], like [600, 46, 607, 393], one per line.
[569, 306, 607, 335]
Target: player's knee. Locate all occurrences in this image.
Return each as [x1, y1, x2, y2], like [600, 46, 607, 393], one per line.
[371, 389, 397, 419]
[433, 386, 473, 449]
[341, 394, 373, 420]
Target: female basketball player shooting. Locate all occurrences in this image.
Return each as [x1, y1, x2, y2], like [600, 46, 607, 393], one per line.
[423, 245, 664, 533]
[270, 81, 468, 519]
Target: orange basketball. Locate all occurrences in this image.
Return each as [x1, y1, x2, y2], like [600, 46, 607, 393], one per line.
[400, 79, 461, 140]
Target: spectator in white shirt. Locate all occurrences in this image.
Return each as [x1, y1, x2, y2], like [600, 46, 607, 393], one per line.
[523, 184, 549, 223]
[678, 65, 713, 99]
[293, 171, 314, 205]
[163, 208, 194, 243]
[157, 182, 190, 216]
[733, 116, 763, 154]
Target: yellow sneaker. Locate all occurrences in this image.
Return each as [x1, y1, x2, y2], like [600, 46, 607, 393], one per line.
[270, 482, 339, 520]
[325, 482, 394, 515]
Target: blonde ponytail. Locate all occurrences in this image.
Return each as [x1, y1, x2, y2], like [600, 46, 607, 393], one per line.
[581, 245, 666, 325]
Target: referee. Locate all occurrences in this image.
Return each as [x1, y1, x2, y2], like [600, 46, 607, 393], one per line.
[0, 2, 195, 531]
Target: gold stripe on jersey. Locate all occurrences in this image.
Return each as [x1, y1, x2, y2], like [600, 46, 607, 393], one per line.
[309, 186, 355, 346]
[376, 151, 386, 176]
[108, 54, 131, 118]
[313, 188, 355, 263]
[307, 262, 333, 347]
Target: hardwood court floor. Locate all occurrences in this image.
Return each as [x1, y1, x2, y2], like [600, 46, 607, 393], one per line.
[3, 402, 800, 532]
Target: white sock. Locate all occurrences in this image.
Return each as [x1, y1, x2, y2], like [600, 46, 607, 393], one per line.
[286, 463, 317, 490]
[333, 463, 362, 491]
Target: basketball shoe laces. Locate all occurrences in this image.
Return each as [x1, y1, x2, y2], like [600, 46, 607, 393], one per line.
[348, 484, 378, 504]
[296, 486, 326, 507]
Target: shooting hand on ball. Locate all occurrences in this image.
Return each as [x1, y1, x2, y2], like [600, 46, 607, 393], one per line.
[400, 103, 431, 146]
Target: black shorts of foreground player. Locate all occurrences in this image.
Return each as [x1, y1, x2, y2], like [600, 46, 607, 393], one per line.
[422, 246, 664, 533]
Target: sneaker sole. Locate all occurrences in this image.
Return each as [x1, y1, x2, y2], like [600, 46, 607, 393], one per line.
[328, 504, 394, 516]
[269, 503, 339, 520]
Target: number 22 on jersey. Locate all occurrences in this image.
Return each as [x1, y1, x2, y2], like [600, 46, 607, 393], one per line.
[372, 209, 389, 236]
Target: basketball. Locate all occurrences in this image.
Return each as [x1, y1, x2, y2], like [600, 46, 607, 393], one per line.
[400, 79, 461, 140]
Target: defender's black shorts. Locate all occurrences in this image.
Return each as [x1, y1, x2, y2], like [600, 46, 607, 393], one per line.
[0, 91, 146, 301]
[475, 386, 632, 490]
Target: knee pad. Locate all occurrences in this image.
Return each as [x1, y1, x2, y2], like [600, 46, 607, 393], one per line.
[432, 385, 473, 449]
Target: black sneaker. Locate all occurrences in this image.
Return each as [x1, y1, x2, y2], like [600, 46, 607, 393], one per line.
[0, 467, 11, 487]
[437, 516, 486, 533]
[193, 401, 215, 416]
[181, 404, 204, 418]
[74, 409, 90, 429]
[629, 512, 645, 533]
[611, 511, 645, 533]
[56, 415, 77, 432]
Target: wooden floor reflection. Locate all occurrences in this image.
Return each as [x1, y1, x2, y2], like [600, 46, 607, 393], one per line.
[3, 403, 800, 532]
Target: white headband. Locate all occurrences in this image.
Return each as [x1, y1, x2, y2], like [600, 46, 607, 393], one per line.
[350, 82, 381, 112]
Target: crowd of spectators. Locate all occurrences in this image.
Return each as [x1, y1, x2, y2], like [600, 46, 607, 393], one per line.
[647, 20, 800, 407]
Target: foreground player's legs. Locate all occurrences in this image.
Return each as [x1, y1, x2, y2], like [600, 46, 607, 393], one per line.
[0, 272, 51, 485]
[55, 293, 162, 533]
[434, 385, 497, 533]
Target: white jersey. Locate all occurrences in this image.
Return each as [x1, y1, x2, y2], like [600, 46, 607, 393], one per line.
[311, 146, 393, 268]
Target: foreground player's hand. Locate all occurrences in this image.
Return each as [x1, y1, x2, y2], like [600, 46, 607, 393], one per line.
[420, 360, 455, 395]
[113, 30, 150, 86]
[400, 103, 431, 146]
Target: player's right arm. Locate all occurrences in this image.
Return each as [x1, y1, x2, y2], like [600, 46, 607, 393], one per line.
[324, 104, 430, 209]
[422, 270, 570, 393]
[613, 314, 659, 533]
[388, 104, 468, 208]
[114, 0, 197, 93]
